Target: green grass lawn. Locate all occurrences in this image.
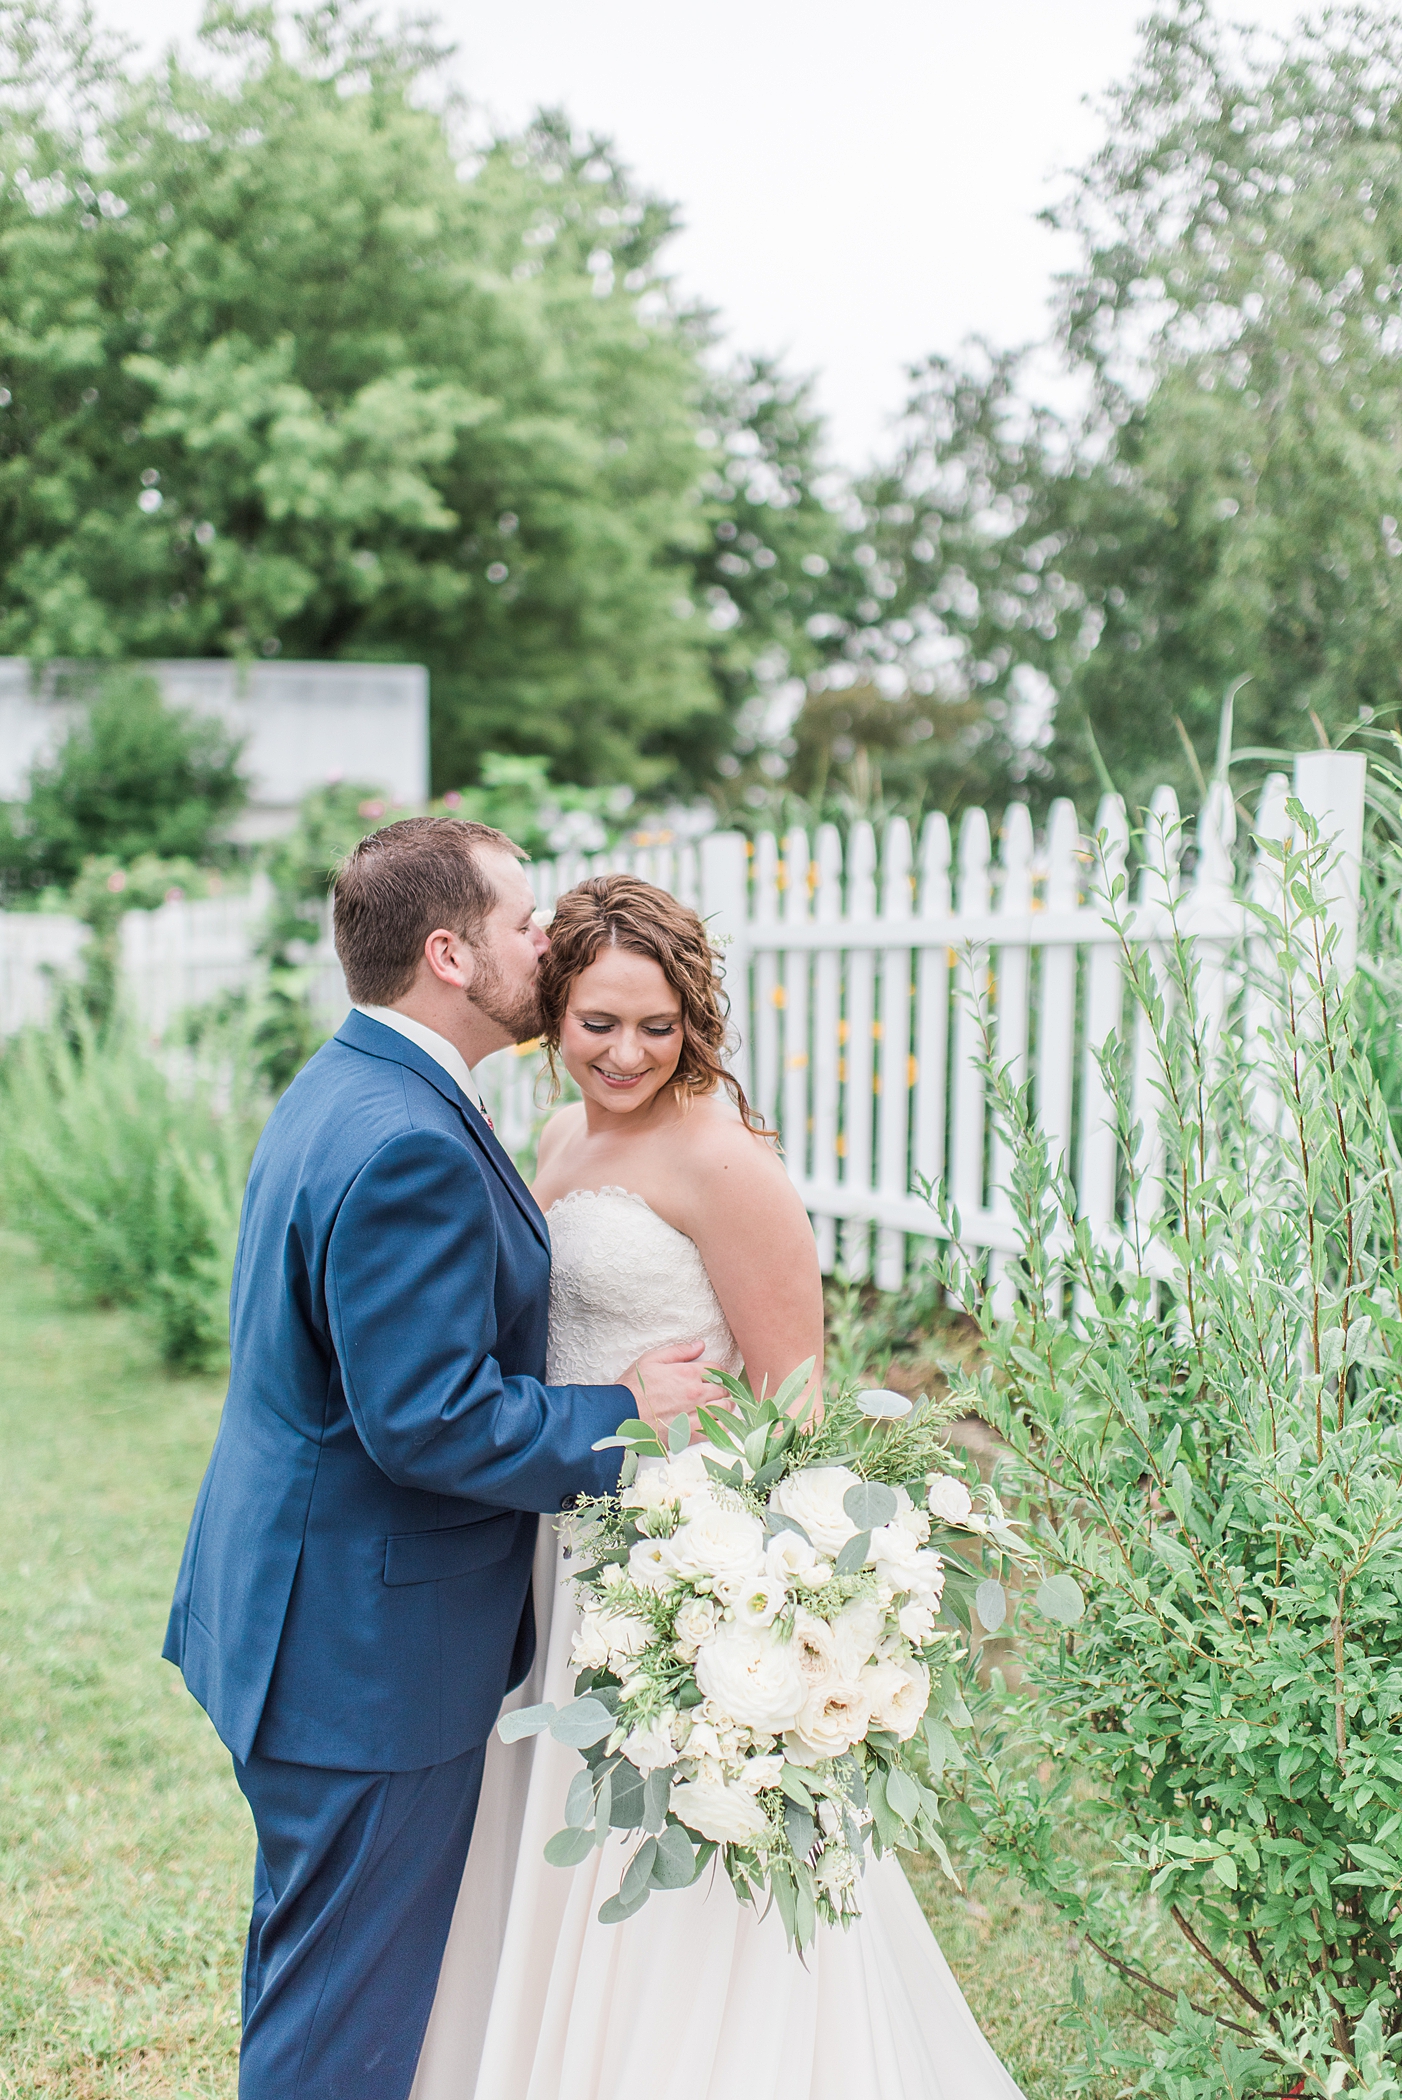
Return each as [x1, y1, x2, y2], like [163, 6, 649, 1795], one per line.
[0, 1231, 1150, 2098]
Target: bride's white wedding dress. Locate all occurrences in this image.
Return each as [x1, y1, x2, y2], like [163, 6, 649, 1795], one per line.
[411, 1187, 1025, 2100]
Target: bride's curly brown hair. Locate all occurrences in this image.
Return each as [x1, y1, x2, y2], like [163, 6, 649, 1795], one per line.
[537, 874, 771, 1134]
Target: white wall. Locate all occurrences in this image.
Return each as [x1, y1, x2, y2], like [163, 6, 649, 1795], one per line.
[0, 658, 429, 838]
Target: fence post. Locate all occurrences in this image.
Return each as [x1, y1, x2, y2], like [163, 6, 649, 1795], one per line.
[1291, 751, 1367, 978]
[701, 830, 751, 1097]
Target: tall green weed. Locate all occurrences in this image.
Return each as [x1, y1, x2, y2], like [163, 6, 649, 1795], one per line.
[0, 1021, 266, 1369]
[935, 810, 1402, 2096]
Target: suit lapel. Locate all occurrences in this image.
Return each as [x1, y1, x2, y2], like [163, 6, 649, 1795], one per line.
[335, 1011, 550, 1250]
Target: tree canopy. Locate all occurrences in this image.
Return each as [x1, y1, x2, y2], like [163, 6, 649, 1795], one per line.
[0, 0, 844, 795]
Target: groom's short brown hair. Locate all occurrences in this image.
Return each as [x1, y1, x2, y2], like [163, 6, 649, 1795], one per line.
[333, 817, 525, 1006]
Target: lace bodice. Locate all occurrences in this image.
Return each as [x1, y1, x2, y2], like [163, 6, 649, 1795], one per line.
[544, 1186, 743, 1387]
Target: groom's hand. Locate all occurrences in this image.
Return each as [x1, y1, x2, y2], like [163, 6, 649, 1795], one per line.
[621, 1340, 709, 1437]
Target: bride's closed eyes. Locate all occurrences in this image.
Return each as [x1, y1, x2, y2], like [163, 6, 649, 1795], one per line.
[576, 1015, 678, 1037]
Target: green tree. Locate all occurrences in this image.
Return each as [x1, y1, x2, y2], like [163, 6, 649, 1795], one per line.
[1038, 1, 1402, 809]
[0, 670, 245, 894]
[0, 4, 729, 791]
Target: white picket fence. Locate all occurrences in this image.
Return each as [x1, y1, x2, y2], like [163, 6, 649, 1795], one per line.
[0, 750, 1366, 1291]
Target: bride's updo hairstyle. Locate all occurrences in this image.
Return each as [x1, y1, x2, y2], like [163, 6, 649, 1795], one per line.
[538, 874, 770, 1134]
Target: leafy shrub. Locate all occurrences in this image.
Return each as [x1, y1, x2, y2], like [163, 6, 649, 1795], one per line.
[0, 671, 246, 897]
[0, 1020, 266, 1369]
[936, 812, 1402, 2096]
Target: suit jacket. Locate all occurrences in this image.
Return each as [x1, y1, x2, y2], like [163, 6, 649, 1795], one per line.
[163, 1009, 626, 1772]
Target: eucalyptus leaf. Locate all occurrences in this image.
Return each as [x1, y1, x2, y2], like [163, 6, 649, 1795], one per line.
[766, 1511, 813, 1545]
[564, 1767, 596, 1829]
[784, 1801, 817, 1858]
[974, 1580, 1007, 1633]
[620, 1837, 658, 1904]
[854, 1387, 914, 1420]
[649, 1822, 699, 1889]
[835, 1529, 872, 1575]
[1034, 1574, 1085, 1625]
[885, 1766, 921, 1824]
[642, 1764, 675, 1834]
[548, 1697, 616, 1748]
[597, 1885, 650, 1925]
[843, 1480, 898, 1529]
[497, 1701, 556, 1743]
[668, 1412, 693, 1457]
[608, 1761, 647, 1829]
[544, 1823, 596, 1869]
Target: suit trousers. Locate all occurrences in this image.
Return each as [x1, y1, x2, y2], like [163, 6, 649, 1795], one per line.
[233, 1740, 487, 2100]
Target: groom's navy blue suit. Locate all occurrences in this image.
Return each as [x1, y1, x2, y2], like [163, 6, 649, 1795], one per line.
[164, 1009, 626, 2098]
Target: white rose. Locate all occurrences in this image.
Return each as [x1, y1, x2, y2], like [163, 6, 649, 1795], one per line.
[665, 1504, 766, 1599]
[739, 1752, 785, 1793]
[787, 1678, 872, 1758]
[598, 1561, 627, 1591]
[768, 1466, 863, 1556]
[897, 1601, 937, 1645]
[831, 1595, 886, 1678]
[764, 1528, 824, 1587]
[664, 1444, 731, 1501]
[790, 1608, 838, 1689]
[570, 1613, 611, 1671]
[622, 1715, 678, 1774]
[620, 1464, 678, 1513]
[671, 1775, 770, 1846]
[674, 1595, 721, 1652]
[926, 1474, 974, 1525]
[861, 1656, 930, 1740]
[694, 1620, 808, 1733]
[596, 1608, 652, 1668]
[731, 1574, 788, 1629]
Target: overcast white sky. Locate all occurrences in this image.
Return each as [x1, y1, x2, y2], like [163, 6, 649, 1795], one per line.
[98, 0, 1310, 469]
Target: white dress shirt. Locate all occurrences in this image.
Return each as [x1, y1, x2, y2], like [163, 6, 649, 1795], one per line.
[353, 1004, 482, 1113]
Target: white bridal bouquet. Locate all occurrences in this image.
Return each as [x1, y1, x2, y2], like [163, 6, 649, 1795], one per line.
[499, 1365, 1071, 1950]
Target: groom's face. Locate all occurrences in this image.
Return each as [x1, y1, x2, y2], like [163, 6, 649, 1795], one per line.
[464, 851, 549, 1043]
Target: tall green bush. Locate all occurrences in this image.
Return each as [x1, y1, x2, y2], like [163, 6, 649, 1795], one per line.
[0, 671, 245, 898]
[0, 1021, 265, 1369]
[936, 813, 1402, 2095]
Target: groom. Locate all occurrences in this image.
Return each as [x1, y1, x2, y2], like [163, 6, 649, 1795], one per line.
[164, 818, 707, 2099]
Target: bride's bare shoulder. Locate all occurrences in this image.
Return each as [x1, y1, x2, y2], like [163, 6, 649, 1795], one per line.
[535, 1101, 585, 1171]
[673, 1093, 788, 1190]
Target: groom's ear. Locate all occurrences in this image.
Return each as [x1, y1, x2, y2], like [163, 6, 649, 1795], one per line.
[422, 927, 474, 991]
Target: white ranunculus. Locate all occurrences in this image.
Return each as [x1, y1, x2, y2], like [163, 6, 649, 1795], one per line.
[739, 1752, 785, 1793]
[867, 1520, 921, 1570]
[903, 1550, 946, 1606]
[890, 1487, 932, 1544]
[731, 1574, 788, 1628]
[926, 1473, 974, 1525]
[831, 1595, 886, 1678]
[790, 1608, 839, 1689]
[788, 1678, 873, 1758]
[861, 1656, 930, 1740]
[768, 1466, 863, 1557]
[665, 1503, 766, 1597]
[897, 1601, 937, 1646]
[570, 1613, 611, 1671]
[694, 1620, 808, 1733]
[596, 1607, 652, 1668]
[671, 1775, 770, 1846]
[628, 1536, 677, 1592]
[622, 1715, 678, 1774]
[673, 1595, 721, 1652]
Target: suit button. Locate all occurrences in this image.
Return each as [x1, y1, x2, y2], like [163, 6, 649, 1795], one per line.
[559, 1492, 579, 1512]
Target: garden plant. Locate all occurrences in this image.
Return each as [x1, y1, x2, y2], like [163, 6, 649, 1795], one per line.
[935, 812, 1402, 2096]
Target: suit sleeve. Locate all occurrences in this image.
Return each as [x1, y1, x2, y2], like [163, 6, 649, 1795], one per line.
[325, 1128, 626, 1510]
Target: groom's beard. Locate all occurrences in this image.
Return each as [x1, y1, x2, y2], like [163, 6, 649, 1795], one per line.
[467, 944, 544, 1044]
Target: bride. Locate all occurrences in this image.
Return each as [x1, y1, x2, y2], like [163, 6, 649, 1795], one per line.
[412, 875, 1024, 2100]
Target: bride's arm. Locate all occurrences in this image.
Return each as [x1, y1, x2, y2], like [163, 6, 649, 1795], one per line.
[679, 1114, 825, 1411]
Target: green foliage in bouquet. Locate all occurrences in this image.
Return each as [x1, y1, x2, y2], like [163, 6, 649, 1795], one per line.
[502, 1365, 1065, 1951]
[936, 812, 1402, 2096]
